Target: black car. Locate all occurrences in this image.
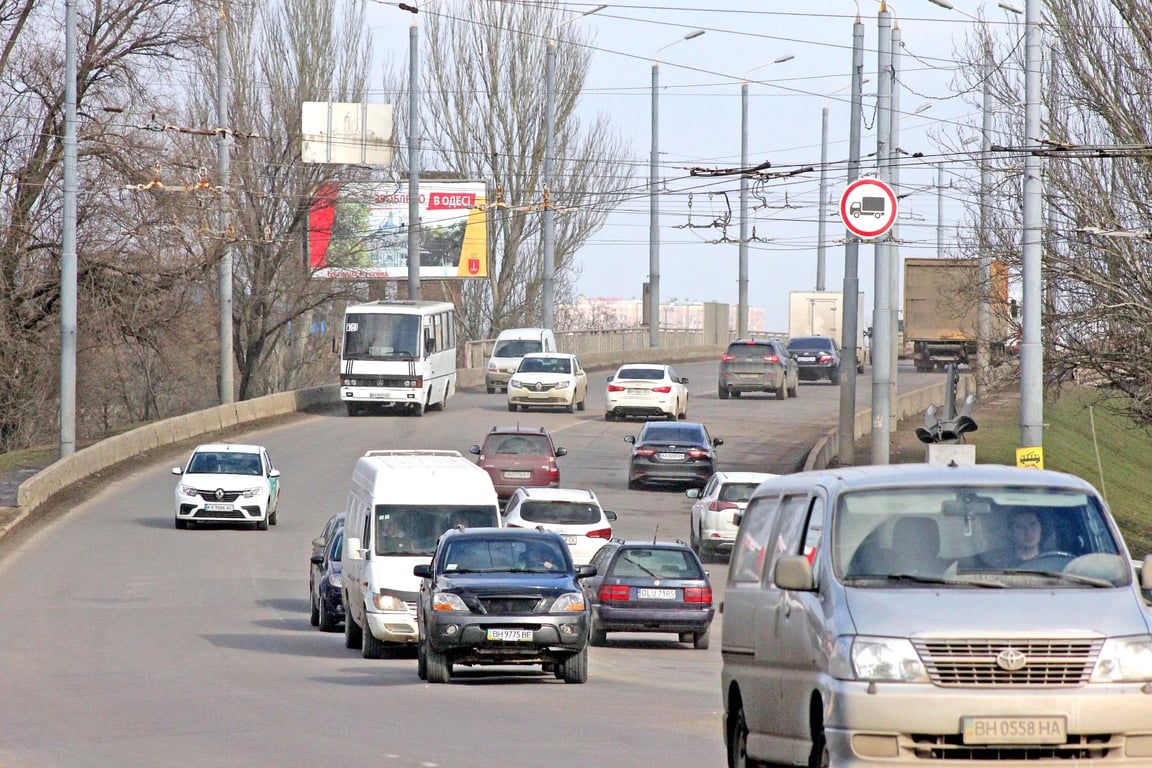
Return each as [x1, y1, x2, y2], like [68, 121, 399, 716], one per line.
[786, 335, 842, 384]
[309, 512, 345, 627]
[310, 528, 345, 632]
[625, 421, 722, 490]
[412, 527, 597, 684]
[583, 540, 715, 649]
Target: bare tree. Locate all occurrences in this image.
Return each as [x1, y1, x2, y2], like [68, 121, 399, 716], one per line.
[384, 0, 634, 340]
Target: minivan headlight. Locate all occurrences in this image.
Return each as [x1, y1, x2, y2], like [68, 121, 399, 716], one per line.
[831, 636, 929, 682]
[1092, 636, 1152, 682]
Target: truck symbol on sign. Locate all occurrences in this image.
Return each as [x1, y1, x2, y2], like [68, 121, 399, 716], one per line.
[850, 196, 886, 219]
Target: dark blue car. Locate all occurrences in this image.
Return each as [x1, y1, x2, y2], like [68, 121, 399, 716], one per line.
[310, 528, 344, 632]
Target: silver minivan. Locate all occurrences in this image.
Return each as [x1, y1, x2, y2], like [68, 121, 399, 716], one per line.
[721, 463, 1152, 767]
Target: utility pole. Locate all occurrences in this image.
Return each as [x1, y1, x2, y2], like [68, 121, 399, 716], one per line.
[837, 14, 865, 466]
[60, 0, 78, 456]
[870, 1, 894, 464]
[543, 40, 556, 330]
[407, 16, 422, 300]
[978, 41, 993, 388]
[888, 22, 901, 427]
[217, 3, 234, 404]
[1020, 0, 1043, 448]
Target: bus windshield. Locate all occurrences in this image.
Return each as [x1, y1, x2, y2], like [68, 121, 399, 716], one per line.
[343, 313, 421, 360]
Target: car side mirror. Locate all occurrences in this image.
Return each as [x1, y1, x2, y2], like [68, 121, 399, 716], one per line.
[468, 445, 481, 455]
[556, 447, 567, 457]
[686, 488, 701, 499]
[680, 377, 689, 384]
[413, 563, 432, 578]
[713, 438, 724, 447]
[576, 564, 597, 580]
[171, 467, 183, 475]
[346, 537, 365, 561]
[269, 469, 281, 478]
[624, 435, 636, 444]
[604, 510, 618, 521]
[1142, 555, 1152, 591]
[774, 555, 815, 591]
[607, 375, 614, 382]
[733, 511, 743, 526]
[311, 554, 324, 565]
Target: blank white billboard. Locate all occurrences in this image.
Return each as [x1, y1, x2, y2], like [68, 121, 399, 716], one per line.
[301, 102, 393, 165]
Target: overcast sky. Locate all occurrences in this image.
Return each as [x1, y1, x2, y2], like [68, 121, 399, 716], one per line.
[366, 1, 1026, 331]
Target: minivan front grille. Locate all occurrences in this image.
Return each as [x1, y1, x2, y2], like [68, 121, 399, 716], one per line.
[914, 638, 1102, 687]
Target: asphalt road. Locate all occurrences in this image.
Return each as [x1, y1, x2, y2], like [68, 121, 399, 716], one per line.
[0, 361, 935, 768]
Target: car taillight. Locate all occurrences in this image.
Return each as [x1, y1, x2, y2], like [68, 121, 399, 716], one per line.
[548, 460, 560, 482]
[506, 523, 525, 528]
[607, 384, 626, 392]
[651, 385, 671, 393]
[818, 353, 834, 362]
[761, 355, 779, 363]
[708, 500, 739, 512]
[684, 587, 712, 604]
[634, 448, 657, 457]
[720, 354, 735, 362]
[686, 448, 711, 459]
[599, 584, 631, 602]
[586, 527, 612, 540]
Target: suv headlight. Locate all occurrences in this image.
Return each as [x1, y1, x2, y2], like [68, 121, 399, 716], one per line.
[431, 592, 469, 612]
[550, 592, 586, 612]
[830, 636, 929, 682]
[1092, 636, 1152, 682]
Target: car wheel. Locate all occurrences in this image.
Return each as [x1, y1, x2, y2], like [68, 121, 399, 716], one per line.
[830, 368, 841, 385]
[417, 640, 428, 680]
[566, 399, 576, 414]
[605, 411, 616, 421]
[507, 402, 516, 412]
[775, 381, 786, 400]
[345, 402, 358, 417]
[732, 390, 742, 398]
[411, 401, 424, 417]
[174, 517, 187, 530]
[693, 628, 710, 650]
[269, 505, 277, 526]
[788, 381, 798, 398]
[256, 516, 269, 531]
[728, 702, 763, 768]
[362, 624, 387, 659]
[344, 603, 362, 649]
[577, 396, 586, 411]
[318, 597, 339, 633]
[627, 477, 643, 490]
[718, 385, 730, 400]
[310, 588, 320, 627]
[425, 644, 452, 684]
[486, 386, 495, 395]
[589, 617, 607, 646]
[559, 647, 588, 684]
[809, 713, 830, 768]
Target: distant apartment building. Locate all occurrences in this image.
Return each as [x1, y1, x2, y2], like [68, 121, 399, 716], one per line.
[558, 296, 768, 334]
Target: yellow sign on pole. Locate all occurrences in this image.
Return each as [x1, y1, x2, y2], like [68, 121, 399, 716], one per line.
[1016, 446, 1044, 469]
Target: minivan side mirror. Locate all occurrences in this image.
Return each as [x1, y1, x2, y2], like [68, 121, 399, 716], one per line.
[346, 537, 365, 561]
[1142, 554, 1152, 591]
[774, 555, 815, 591]
[556, 447, 567, 457]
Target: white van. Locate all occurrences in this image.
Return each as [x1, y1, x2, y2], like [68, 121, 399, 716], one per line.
[341, 449, 500, 659]
[721, 462, 1152, 767]
[485, 327, 557, 394]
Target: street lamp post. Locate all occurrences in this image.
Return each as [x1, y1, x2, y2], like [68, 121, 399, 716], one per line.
[543, 4, 605, 330]
[739, 54, 794, 337]
[650, 29, 704, 348]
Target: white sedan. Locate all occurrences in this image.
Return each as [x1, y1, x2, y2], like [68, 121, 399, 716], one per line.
[686, 471, 776, 561]
[507, 352, 588, 413]
[172, 443, 281, 530]
[605, 363, 689, 421]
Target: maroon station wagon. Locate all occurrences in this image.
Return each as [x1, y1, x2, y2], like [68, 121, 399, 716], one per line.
[468, 426, 567, 499]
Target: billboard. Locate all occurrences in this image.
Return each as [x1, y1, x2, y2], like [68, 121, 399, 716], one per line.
[301, 102, 393, 166]
[309, 181, 489, 279]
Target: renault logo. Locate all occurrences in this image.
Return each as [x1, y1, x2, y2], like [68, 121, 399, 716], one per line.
[996, 648, 1027, 671]
[534, 382, 544, 391]
[214, 488, 225, 501]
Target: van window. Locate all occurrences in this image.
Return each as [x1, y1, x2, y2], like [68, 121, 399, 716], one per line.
[730, 496, 779, 583]
[375, 504, 497, 557]
[493, 339, 542, 358]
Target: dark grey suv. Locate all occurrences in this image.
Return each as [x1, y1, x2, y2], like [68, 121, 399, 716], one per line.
[717, 338, 799, 400]
[412, 527, 596, 684]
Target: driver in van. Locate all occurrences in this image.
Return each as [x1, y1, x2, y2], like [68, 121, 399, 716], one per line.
[381, 515, 409, 552]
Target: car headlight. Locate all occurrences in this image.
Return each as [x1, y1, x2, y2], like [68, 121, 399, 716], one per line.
[371, 593, 409, 611]
[327, 573, 342, 588]
[240, 486, 263, 498]
[178, 484, 198, 496]
[554, 379, 571, 389]
[431, 591, 469, 612]
[1092, 636, 1152, 682]
[550, 592, 586, 612]
[508, 378, 522, 389]
[830, 636, 929, 682]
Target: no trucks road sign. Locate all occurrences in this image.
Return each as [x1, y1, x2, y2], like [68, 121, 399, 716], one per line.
[839, 177, 898, 239]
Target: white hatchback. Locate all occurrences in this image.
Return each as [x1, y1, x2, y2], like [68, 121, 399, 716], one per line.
[507, 352, 588, 413]
[605, 363, 689, 421]
[172, 443, 281, 530]
[686, 471, 776, 561]
[501, 487, 617, 565]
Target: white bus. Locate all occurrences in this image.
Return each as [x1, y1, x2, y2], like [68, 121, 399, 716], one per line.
[339, 300, 457, 416]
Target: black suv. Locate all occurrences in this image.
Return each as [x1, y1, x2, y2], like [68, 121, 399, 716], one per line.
[717, 338, 799, 400]
[412, 527, 597, 684]
[583, 539, 715, 649]
[785, 335, 842, 384]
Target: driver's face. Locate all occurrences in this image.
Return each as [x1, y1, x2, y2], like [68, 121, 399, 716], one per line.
[1010, 513, 1042, 547]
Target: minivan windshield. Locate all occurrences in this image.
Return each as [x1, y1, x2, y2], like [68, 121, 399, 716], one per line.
[375, 505, 497, 556]
[493, 339, 542, 358]
[832, 486, 1129, 587]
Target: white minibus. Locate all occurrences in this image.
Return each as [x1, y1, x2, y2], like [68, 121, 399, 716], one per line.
[339, 300, 456, 416]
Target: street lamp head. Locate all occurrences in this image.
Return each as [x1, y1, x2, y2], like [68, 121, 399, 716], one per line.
[998, 1, 1023, 13]
[773, 54, 795, 64]
[928, 0, 954, 9]
[684, 29, 705, 40]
